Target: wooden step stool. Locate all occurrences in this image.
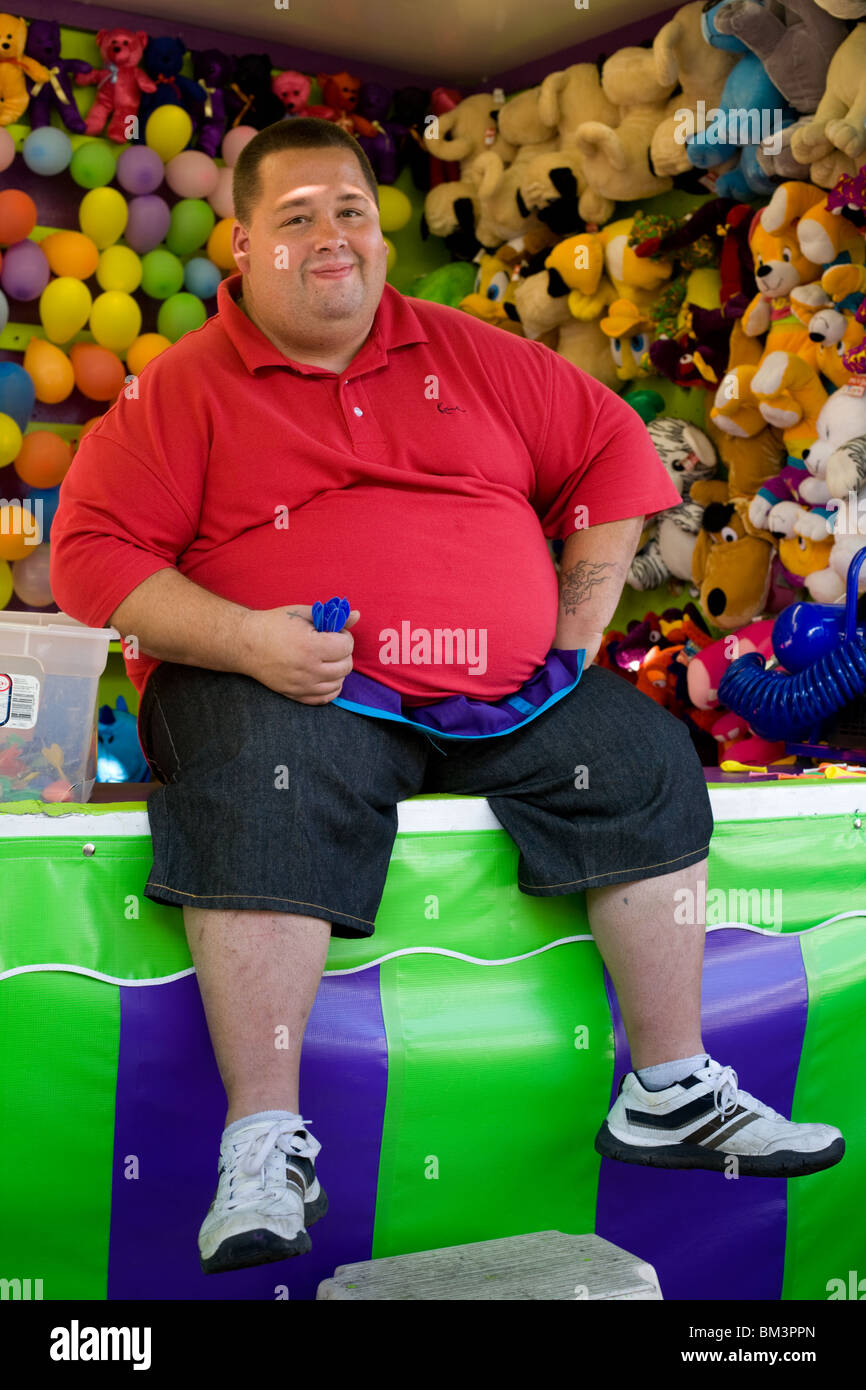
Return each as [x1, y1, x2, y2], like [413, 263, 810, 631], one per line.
[316, 1231, 663, 1300]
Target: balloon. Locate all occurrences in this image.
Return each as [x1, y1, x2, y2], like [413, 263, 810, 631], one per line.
[89, 290, 142, 352]
[0, 287, 8, 334]
[140, 247, 184, 300]
[21, 485, 61, 542]
[124, 195, 171, 254]
[0, 558, 12, 608]
[23, 338, 74, 404]
[221, 126, 256, 167]
[39, 276, 92, 343]
[74, 416, 105, 450]
[0, 501, 39, 562]
[145, 105, 192, 162]
[0, 361, 36, 428]
[384, 236, 396, 272]
[378, 186, 412, 232]
[22, 126, 72, 178]
[0, 190, 37, 245]
[11, 541, 53, 607]
[126, 332, 171, 375]
[13, 431, 72, 489]
[96, 245, 142, 293]
[39, 229, 99, 280]
[69, 140, 116, 189]
[0, 239, 50, 301]
[0, 413, 23, 467]
[183, 257, 222, 299]
[115, 144, 164, 195]
[78, 186, 128, 250]
[165, 150, 219, 199]
[206, 217, 237, 271]
[69, 343, 126, 401]
[207, 164, 234, 220]
[166, 198, 215, 257]
[157, 292, 206, 342]
[0, 128, 14, 173]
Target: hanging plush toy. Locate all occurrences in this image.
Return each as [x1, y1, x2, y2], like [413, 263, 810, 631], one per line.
[24, 19, 89, 133]
[74, 28, 156, 142]
[627, 417, 718, 589]
[790, 26, 866, 185]
[191, 49, 234, 158]
[0, 13, 52, 126]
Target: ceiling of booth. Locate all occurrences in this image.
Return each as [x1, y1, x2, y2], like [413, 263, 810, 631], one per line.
[83, 0, 677, 82]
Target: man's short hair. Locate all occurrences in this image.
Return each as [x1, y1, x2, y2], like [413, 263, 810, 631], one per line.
[232, 118, 380, 228]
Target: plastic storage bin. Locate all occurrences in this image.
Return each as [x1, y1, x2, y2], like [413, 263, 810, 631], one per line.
[0, 612, 117, 804]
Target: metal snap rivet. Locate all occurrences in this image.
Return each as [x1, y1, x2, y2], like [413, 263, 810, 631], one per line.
[82, 843, 96, 857]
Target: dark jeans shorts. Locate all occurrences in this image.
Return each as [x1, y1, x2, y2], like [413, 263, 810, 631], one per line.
[137, 661, 714, 939]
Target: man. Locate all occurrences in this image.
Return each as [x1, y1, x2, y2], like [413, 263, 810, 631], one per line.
[50, 118, 844, 1278]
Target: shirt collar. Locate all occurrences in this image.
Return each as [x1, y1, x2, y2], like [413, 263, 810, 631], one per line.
[216, 271, 429, 376]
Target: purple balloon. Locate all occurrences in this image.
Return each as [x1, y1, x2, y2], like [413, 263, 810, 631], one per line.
[0, 239, 51, 301]
[125, 195, 172, 254]
[116, 145, 165, 196]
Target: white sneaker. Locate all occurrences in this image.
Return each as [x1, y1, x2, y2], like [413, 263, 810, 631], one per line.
[595, 1056, 845, 1177]
[199, 1113, 328, 1274]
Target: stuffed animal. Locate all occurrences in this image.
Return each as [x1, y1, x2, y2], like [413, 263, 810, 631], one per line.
[627, 417, 718, 589]
[650, 1, 739, 179]
[558, 218, 676, 325]
[517, 64, 619, 233]
[97, 696, 150, 784]
[0, 13, 52, 126]
[191, 49, 234, 158]
[136, 36, 204, 143]
[24, 18, 88, 133]
[599, 300, 657, 382]
[272, 69, 312, 117]
[686, 618, 776, 707]
[421, 90, 515, 181]
[73, 28, 155, 142]
[690, 477, 779, 627]
[552, 317, 623, 391]
[406, 260, 477, 307]
[420, 178, 483, 261]
[790, 26, 866, 169]
[395, 86, 462, 193]
[704, 415, 787, 499]
[463, 148, 557, 251]
[224, 53, 284, 130]
[307, 71, 382, 139]
[803, 485, 866, 599]
[458, 247, 525, 329]
[574, 47, 678, 203]
[355, 82, 400, 184]
[711, 0, 847, 116]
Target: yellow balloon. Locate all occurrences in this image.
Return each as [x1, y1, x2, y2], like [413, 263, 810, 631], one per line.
[0, 559, 12, 610]
[126, 333, 171, 376]
[97, 245, 142, 293]
[383, 236, 396, 272]
[145, 106, 193, 163]
[0, 503, 39, 562]
[206, 217, 237, 271]
[0, 412, 23, 468]
[40, 230, 100, 280]
[23, 337, 75, 404]
[78, 186, 128, 250]
[39, 276, 93, 344]
[89, 291, 142, 353]
[378, 186, 412, 232]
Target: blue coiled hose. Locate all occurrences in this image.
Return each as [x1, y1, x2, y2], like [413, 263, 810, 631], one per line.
[718, 548, 866, 742]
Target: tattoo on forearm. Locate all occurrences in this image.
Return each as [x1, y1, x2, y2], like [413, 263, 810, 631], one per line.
[559, 559, 616, 614]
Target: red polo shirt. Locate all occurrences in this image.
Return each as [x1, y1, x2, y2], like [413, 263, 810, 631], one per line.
[49, 271, 680, 706]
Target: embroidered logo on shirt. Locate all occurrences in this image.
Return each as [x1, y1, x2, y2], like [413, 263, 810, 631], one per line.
[436, 401, 467, 414]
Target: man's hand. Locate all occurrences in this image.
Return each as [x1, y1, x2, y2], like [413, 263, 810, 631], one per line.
[239, 604, 361, 703]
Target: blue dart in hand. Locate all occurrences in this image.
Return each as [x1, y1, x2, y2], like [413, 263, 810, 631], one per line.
[312, 596, 352, 632]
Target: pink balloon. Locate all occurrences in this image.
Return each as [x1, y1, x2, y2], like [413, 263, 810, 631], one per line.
[207, 165, 235, 220]
[12, 542, 53, 607]
[0, 238, 51, 301]
[221, 126, 257, 167]
[0, 128, 14, 174]
[165, 150, 219, 199]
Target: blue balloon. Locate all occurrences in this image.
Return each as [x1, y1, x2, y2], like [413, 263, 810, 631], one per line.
[22, 126, 73, 177]
[22, 484, 61, 540]
[0, 361, 36, 431]
[183, 257, 222, 300]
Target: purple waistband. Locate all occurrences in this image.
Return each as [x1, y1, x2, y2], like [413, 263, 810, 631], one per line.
[331, 648, 586, 740]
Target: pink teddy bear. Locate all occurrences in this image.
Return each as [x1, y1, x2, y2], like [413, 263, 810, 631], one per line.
[75, 28, 156, 143]
[271, 70, 312, 117]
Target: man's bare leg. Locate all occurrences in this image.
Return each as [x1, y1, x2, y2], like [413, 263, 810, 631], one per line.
[585, 859, 707, 1072]
[182, 907, 332, 1126]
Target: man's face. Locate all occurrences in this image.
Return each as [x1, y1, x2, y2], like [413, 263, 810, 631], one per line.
[231, 146, 387, 349]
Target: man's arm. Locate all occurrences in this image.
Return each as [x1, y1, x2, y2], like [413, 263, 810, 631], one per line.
[553, 515, 645, 665]
[108, 568, 252, 671]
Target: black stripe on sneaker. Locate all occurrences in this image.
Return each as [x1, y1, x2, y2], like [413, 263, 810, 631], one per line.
[625, 1095, 717, 1130]
[700, 1112, 756, 1150]
[686, 1106, 750, 1146]
[678, 1072, 704, 1089]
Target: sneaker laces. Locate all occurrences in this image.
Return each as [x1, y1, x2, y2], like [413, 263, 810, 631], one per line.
[222, 1118, 321, 1214]
[704, 1059, 786, 1125]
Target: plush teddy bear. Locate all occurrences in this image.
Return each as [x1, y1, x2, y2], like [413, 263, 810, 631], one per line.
[272, 69, 311, 117]
[136, 36, 204, 143]
[650, 1, 739, 179]
[574, 47, 678, 204]
[306, 71, 383, 139]
[627, 417, 718, 589]
[0, 13, 52, 126]
[24, 18, 88, 133]
[74, 28, 156, 142]
[224, 53, 284, 130]
[790, 25, 866, 171]
[355, 83, 401, 185]
[711, 0, 848, 116]
[191, 49, 234, 158]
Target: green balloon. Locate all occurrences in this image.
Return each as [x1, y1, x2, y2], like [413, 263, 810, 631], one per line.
[140, 248, 185, 300]
[165, 198, 216, 257]
[69, 141, 117, 190]
[157, 292, 206, 342]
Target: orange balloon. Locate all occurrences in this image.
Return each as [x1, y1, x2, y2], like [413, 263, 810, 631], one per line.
[0, 504, 39, 562]
[23, 337, 75, 404]
[40, 230, 100, 280]
[74, 415, 105, 450]
[13, 430, 72, 488]
[126, 332, 171, 376]
[0, 189, 37, 246]
[69, 343, 126, 401]
[207, 217, 237, 271]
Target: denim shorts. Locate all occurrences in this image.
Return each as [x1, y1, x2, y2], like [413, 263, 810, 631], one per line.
[137, 660, 714, 939]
